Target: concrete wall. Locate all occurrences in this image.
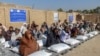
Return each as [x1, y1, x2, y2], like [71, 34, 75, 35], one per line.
[84, 14, 100, 23]
[0, 8, 5, 25]
[59, 12, 68, 23]
[0, 3, 79, 28]
[29, 10, 46, 26]
[46, 11, 54, 25]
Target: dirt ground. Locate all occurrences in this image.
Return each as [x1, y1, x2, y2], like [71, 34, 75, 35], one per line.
[64, 34, 100, 56]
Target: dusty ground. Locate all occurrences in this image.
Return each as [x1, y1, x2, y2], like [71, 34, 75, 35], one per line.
[64, 34, 100, 56]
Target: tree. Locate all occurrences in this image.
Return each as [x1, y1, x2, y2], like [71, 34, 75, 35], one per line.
[66, 11, 68, 13]
[91, 6, 100, 13]
[68, 9, 73, 13]
[93, 9, 97, 13]
[82, 10, 89, 14]
[57, 8, 63, 12]
[89, 9, 94, 13]
[75, 10, 82, 13]
[95, 6, 100, 13]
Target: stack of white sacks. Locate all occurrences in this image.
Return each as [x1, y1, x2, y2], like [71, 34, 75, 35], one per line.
[0, 30, 99, 56]
[29, 30, 99, 56]
[29, 31, 99, 56]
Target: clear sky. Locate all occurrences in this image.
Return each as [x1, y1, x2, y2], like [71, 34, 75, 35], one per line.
[0, 0, 100, 11]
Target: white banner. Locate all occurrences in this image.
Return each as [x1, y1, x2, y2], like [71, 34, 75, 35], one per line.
[54, 12, 59, 22]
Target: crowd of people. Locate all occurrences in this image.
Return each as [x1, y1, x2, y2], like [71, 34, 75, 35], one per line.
[0, 19, 100, 56]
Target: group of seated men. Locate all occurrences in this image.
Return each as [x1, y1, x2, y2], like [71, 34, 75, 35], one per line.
[0, 19, 100, 56]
